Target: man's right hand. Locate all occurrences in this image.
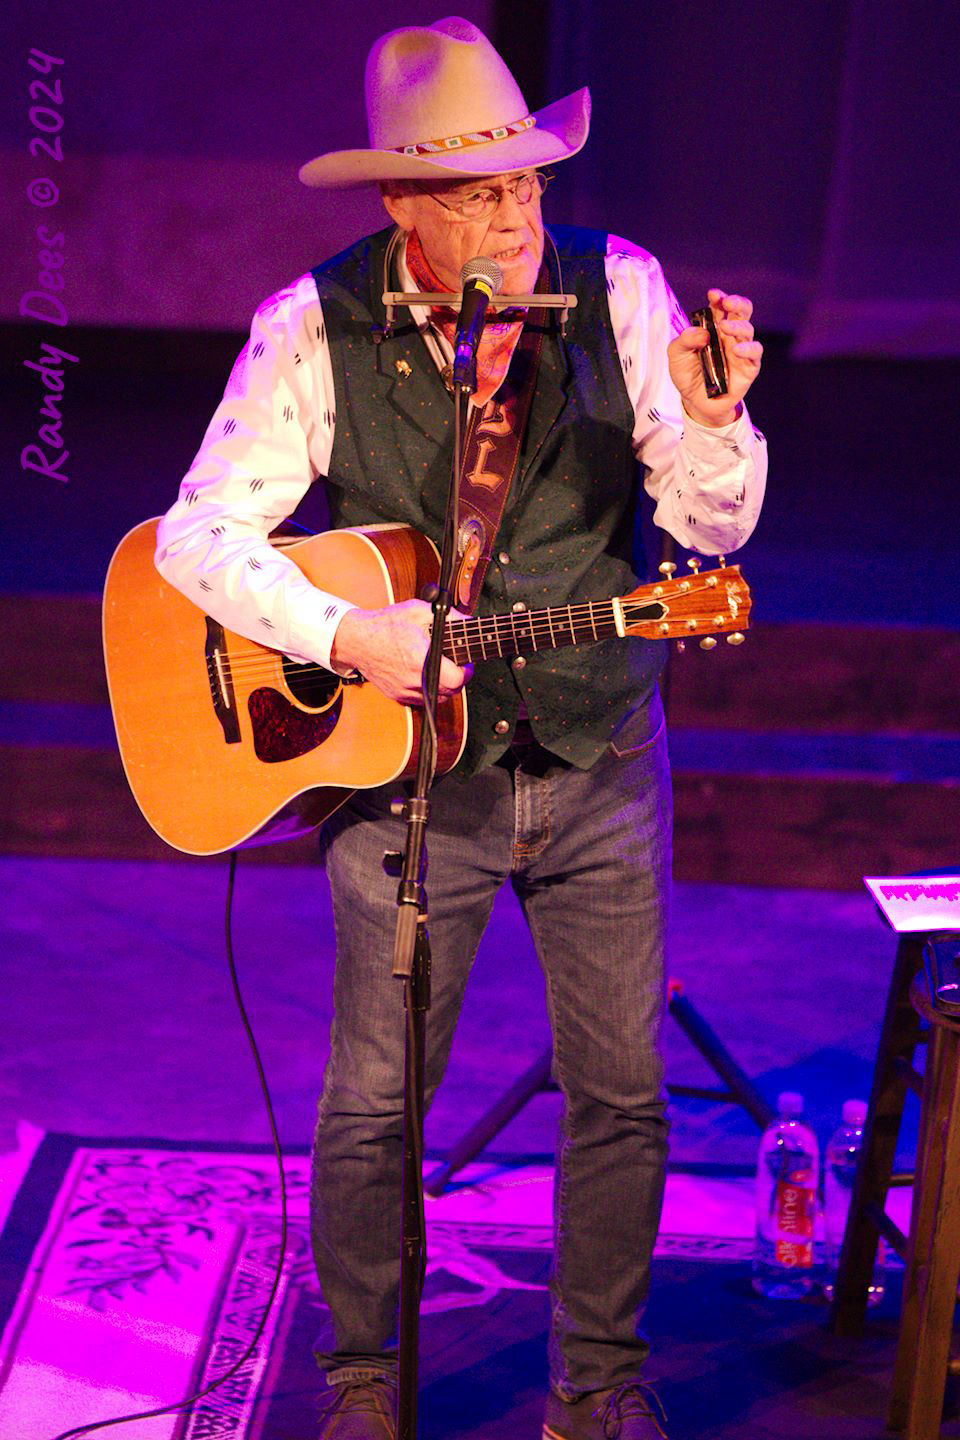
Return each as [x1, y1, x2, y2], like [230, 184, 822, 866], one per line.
[329, 600, 472, 705]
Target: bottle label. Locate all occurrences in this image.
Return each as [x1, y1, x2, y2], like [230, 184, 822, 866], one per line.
[775, 1172, 815, 1268]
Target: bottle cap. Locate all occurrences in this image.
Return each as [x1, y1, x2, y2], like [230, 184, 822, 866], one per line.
[777, 1091, 804, 1116]
[842, 1099, 868, 1127]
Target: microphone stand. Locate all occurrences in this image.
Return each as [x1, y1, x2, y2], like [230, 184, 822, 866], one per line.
[387, 346, 475, 1440]
[380, 253, 574, 1435]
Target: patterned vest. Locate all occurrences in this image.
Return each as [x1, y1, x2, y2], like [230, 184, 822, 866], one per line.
[310, 224, 666, 776]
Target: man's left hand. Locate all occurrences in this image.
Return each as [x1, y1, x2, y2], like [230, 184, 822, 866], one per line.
[667, 288, 763, 428]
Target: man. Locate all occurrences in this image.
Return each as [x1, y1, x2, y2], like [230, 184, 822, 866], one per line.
[156, 17, 767, 1439]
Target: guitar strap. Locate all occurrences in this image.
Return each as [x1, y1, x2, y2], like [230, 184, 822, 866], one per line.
[404, 232, 550, 615]
[452, 294, 547, 612]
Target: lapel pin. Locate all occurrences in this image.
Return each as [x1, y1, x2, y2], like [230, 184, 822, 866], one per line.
[394, 359, 412, 379]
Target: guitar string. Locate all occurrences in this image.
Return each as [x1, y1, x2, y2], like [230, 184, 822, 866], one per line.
[208, 592, 742, 676]
[214, 616, 616, 674]
[219, 620, 616, 668]
[210, 587, 742, 665]
[213, 609, 649, 676]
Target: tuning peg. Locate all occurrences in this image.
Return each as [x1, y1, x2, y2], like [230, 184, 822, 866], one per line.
[726, 632, 746, 646]
[687, 557, 701, 573]
[659, 561, 677, 577]
[674, 639, 686, 654]
[717, 555, 726, 568]
[699, 636, 717, 650]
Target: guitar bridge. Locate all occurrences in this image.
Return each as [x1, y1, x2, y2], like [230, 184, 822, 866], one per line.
[205, 616, 241, 744]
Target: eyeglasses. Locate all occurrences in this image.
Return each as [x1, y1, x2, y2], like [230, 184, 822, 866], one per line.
[420, 170, 553, 222]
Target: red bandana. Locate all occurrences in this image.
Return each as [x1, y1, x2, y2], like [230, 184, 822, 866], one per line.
[405, 231, 526, 407]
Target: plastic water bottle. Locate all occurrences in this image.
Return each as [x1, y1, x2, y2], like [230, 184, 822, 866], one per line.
[823, 1098, 885, 1305]
[752, 1091, 819, 1297]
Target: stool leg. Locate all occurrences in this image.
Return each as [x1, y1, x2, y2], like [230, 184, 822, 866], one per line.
[890, 1028, 960, 1437]
[889, 1022, 947, 1430]
[832, 935, 924, 1335]
[906, 1033, 960, 1440]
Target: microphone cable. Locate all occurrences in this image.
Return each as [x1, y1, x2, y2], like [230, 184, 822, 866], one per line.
[50, 851, 289, 1440]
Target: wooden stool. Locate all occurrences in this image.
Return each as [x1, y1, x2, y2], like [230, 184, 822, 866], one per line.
[830, 930, 960, 1438]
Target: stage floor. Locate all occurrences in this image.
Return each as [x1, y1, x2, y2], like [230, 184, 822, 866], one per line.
[0, 790, 936, 1436]
[0, 1131, 920, 1440]
[0, 855, 916, 1169]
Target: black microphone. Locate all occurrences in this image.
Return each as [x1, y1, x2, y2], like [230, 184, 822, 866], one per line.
[452, 257, 504, 387]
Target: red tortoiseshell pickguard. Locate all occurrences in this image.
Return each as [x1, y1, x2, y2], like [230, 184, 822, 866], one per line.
[248, 687, 343, 763]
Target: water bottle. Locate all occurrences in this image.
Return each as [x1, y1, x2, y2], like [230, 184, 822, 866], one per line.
[752, 1091, 819, 1297]
[823, 1098, 885, 1305]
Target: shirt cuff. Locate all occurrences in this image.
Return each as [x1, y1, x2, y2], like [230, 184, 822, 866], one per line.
[283, 587, 358, 673]
[681, 403, 758, 458]
[682, 401, 746, 436]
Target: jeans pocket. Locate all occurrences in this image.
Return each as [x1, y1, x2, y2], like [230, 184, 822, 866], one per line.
[607, 689, 665, 759]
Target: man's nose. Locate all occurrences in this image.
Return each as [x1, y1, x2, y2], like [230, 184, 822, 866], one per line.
[492, 184, 532, 225]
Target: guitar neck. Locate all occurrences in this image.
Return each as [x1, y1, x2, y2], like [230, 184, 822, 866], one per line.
[444, 597, 663, 665]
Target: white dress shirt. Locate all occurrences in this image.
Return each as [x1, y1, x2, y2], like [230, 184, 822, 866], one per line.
[155, 233, 767, 670]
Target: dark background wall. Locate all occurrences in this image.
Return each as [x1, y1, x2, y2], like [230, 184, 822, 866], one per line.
[2, 1, 957, 345]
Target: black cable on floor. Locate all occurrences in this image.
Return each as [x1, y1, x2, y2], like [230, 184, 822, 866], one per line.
[50, 851, 289, 1440]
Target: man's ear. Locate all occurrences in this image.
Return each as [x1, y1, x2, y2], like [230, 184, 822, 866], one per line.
[380, 184, 416, 232]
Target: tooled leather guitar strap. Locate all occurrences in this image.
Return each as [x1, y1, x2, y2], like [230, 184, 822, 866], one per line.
[404, 232, 550, 615]
[452, 287, 548, 612]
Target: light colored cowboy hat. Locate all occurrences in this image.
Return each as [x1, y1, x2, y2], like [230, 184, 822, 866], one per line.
[299, 15, 590, 188]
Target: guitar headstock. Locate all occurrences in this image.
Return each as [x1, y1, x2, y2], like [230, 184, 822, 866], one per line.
[619, 559, 752, 650]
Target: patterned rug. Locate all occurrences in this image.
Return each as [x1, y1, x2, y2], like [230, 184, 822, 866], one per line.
[0, 1135, 937, 1440]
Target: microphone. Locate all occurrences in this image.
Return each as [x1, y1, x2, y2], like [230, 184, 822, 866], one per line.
[452, 257, 504, 387]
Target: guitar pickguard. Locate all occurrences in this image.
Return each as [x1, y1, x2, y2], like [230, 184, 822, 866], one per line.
[248, 687, 344, 763]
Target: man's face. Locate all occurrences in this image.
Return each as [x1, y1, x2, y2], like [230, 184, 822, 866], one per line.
[382, 170, 545, 294]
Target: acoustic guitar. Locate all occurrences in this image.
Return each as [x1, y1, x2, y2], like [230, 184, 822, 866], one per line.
[103, 520, 751, 855]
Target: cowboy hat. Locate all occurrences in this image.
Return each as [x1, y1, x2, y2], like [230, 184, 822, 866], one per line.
[298, 15, 590, 188]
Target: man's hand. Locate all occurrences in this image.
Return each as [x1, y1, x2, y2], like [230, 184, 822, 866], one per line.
[330, 599, 473, 705]
[668, 288, 763, 427]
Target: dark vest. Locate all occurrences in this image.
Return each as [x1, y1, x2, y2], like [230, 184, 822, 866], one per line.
[310, 224, 666, 776]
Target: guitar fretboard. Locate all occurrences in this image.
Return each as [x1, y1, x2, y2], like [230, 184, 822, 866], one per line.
[444, 598, 664, 664]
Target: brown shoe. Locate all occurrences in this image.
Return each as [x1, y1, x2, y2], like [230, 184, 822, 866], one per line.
[543, 1381, 668, 1439]
[316, 1374, 396, 1439]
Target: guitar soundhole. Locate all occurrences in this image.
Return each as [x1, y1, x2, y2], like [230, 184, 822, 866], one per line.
[281, 659, 341, 710]
[249, 687, 343, 763]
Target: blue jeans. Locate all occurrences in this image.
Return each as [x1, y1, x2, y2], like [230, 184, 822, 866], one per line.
[311, 693, 671, 1398]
